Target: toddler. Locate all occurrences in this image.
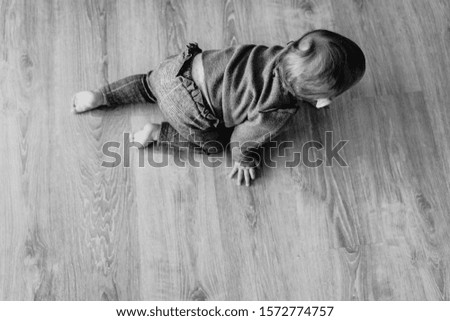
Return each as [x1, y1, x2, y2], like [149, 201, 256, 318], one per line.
[72, 29, 365, 186]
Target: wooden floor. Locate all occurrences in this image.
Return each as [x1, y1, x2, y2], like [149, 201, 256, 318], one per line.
[1, 0, 450, 300]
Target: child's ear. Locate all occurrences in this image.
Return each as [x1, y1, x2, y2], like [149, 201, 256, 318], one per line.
[316, 98, 332, 108]
[299, 38, 313, 52]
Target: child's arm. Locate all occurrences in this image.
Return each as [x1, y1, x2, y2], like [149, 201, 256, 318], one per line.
[228, 108, 297, 186]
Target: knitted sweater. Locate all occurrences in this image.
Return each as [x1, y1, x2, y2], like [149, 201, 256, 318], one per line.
[201, 44, 299, 166]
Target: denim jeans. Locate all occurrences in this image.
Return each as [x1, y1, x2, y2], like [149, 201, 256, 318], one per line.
[99, 43, 231, 154]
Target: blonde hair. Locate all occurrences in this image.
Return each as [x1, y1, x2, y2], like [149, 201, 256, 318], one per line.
[278, 30, 366, 101]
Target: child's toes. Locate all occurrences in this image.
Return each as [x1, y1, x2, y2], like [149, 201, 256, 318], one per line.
[142, 123, 152, 133]
[132, 124, 154, 148]
[72, 95, 86, 113]
[72, 91, 100, 114]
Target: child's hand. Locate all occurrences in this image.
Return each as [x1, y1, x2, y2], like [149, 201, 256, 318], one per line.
[228, 161, 257, 186]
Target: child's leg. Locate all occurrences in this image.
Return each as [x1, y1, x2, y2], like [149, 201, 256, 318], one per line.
[73, 73, 163, 147]
[72, 74, 156, 113]
[157, 122, 227, 154]
[99, 74, 156, 106]
[131, 121, 226, 153]
[131, 120, 230, 152]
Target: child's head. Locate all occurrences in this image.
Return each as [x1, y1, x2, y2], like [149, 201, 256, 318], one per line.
[278, 29, 366, 108]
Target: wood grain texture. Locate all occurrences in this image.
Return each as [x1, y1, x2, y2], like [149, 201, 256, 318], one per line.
[1, 0, 450, 300]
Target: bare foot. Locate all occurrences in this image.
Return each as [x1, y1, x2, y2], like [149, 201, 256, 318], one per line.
[72, 90, 105, 113]
[130, 123, 161, 148]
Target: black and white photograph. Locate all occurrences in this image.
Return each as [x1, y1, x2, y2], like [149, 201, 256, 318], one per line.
[0, 0, 449, 318]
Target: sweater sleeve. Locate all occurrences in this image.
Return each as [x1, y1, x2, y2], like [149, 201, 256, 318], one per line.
[229, 108, 298, 166]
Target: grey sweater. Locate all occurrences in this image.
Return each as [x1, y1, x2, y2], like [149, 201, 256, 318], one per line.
[202, 44, 299, 166]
